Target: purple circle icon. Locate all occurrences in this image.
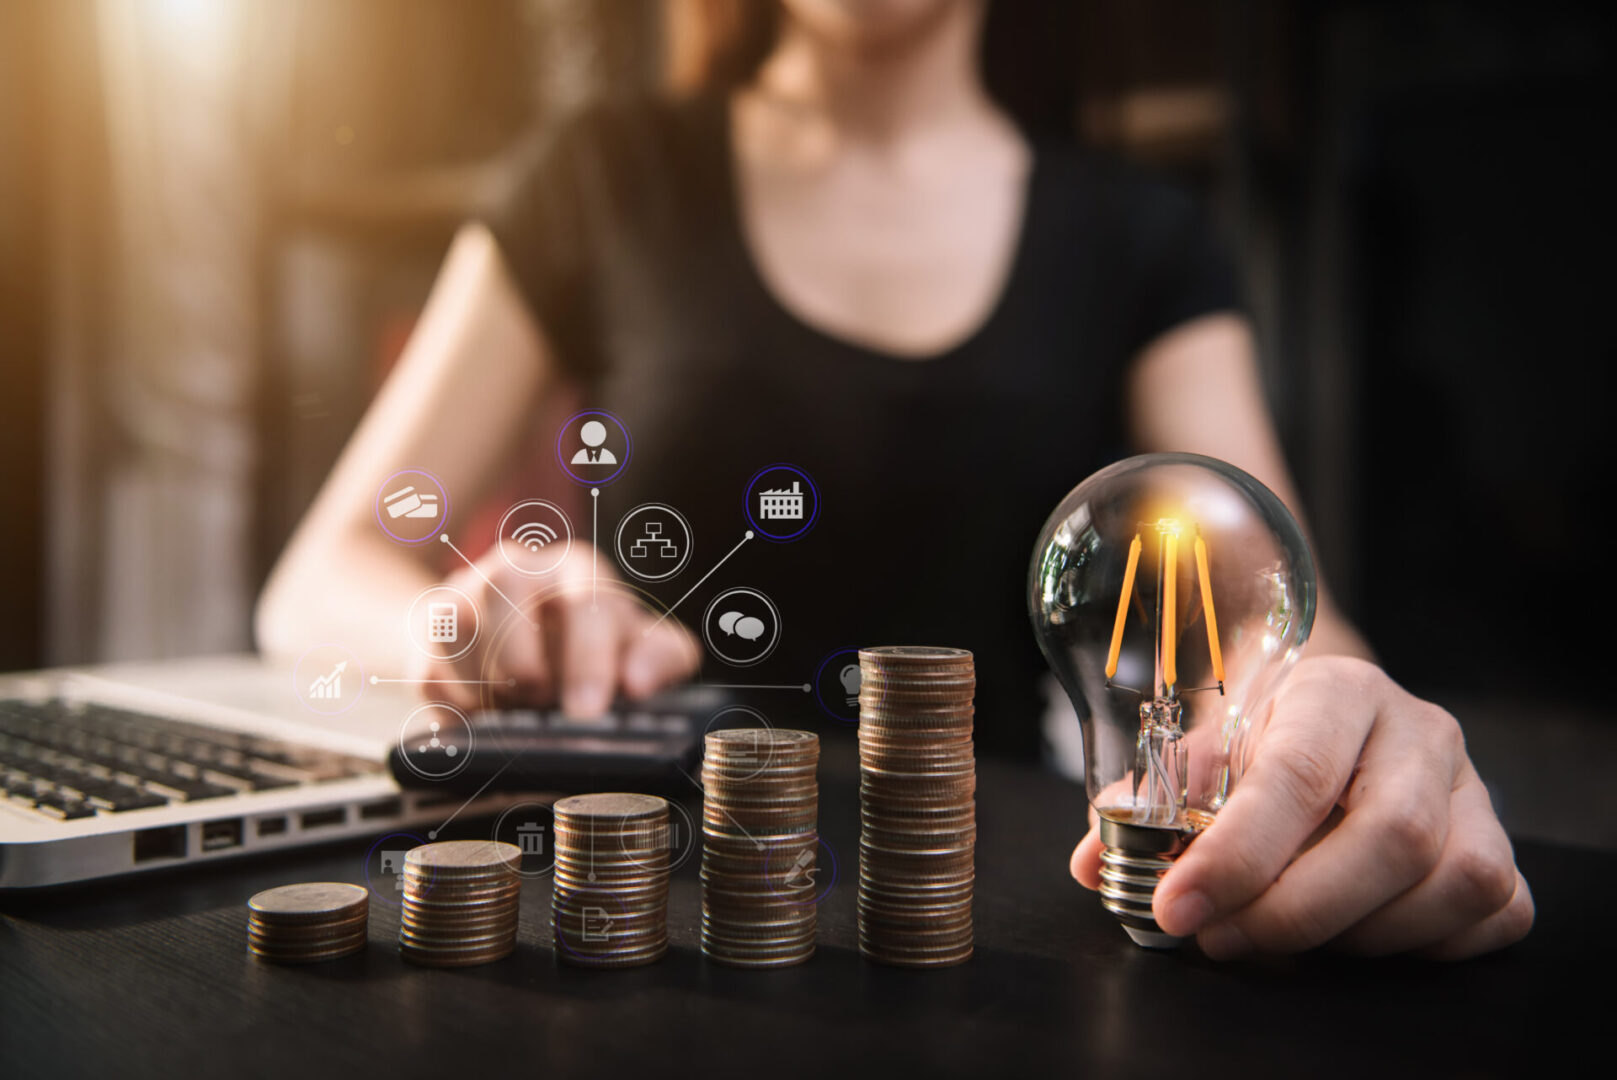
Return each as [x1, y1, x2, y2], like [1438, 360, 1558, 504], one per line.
[375, 468, 450, 545]
[363, 831, 428, 908]
[813, 647, 863, 724]
[556, 410, 632, 487]
[763, 834, 840, 907]
[744, 464, 819, 542]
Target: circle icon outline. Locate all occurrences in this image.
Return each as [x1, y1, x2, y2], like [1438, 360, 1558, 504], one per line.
[492, 801, 558, 879]
[374, 467, 450, 546]
[812, 646, 865, 725]
[701, 587, 782, 667]
[496, 499, 574, 577]
[396, 701, 475, 782]
[613, 503, 694, 582]
[555, 409, 633, 487]
[700, 704, 776, 783]
[405, 584, 482, 663]
[292, 642, 366, 716]
[362, 831, 428, 909]
[743, 463, 820, 542]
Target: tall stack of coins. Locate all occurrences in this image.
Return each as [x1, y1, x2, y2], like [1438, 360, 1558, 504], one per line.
[857, 646, 976, 967]
[552, 793, 670, 968]
[398, 840, 522, 967]
[700, 728, 821, 968]
[247, 882, 369, 963]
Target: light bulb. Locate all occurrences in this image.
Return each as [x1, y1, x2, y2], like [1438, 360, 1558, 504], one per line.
[1028, 453, 1316, 948]
[838, 663, 862, 707]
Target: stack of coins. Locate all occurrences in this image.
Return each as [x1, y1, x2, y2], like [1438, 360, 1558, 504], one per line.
[398, 840, 522, 967]
[552, 793, 670, 968]
[857, 646, 976, 968]
[247, 882, 369, 964]
[701, 728, 821, 968]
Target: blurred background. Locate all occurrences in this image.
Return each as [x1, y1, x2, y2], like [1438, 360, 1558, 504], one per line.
[0, 1, 1610, 843]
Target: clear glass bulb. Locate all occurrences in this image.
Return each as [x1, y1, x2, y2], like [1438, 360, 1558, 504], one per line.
[1028, 453, 1317, 947]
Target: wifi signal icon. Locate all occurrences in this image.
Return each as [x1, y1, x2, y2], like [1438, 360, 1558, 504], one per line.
[511, 521, 558, 551]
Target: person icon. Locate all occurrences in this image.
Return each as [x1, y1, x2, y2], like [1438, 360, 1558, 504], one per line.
[570, 420, 618, 466]
[380, 850, 406, 892]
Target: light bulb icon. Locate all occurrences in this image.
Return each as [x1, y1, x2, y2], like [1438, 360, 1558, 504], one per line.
[1028, 453, 1315, 948]
[838, 663, 861, 708]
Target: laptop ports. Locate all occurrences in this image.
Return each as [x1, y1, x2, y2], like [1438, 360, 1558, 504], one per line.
[133, 825, 187, 863]
[299, 807, 346, 830]
[201, 818, 244, 852]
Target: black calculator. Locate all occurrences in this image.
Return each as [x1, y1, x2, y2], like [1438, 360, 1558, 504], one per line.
[388, 686, 726, 797]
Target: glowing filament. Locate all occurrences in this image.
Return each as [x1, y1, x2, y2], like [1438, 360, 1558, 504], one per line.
[1162, 532, 1178, 689]
[1194, 534, 1225, 683]
[1105, 533, 1142, 679]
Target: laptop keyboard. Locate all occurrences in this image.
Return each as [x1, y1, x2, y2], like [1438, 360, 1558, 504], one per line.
[0, 699, 380, 822]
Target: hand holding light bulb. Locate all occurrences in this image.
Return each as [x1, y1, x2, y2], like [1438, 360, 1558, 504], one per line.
[1033, 454, 1532, 960]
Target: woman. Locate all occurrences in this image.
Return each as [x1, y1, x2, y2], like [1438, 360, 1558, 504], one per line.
[257, 0, 1531, 960]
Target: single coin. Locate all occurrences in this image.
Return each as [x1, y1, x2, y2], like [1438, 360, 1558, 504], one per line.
[247, 882, 368, 923]
[553, 792, 669, 820]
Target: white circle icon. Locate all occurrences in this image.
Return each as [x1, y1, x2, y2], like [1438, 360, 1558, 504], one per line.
[405, 584, 480, 663]
[614, 503, 694, 582]
[397, 702, 475, 781]
[496, 499, 573, 576]
[701, 587, 781, 667]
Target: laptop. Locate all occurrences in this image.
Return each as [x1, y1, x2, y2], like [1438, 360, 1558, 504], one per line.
[0, 655, 706, 889]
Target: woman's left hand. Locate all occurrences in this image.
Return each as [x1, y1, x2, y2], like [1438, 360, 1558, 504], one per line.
[1069, 655, 1534, 959]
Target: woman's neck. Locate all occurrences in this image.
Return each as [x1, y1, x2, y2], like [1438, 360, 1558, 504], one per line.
[750, 1, 995, 145]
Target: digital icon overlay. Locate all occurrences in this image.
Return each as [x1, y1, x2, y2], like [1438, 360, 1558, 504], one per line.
[362, 831, 427, 908]
[406, 584, 481, 663]
[701, 587, 781, 667]
[556, 409, 632, 487]
[293, 643, 365, 716]
[813, 647, 865, 724]
[492, 800, 557, 879]
[375, 468, 450, 545]
[496, 499, 573, 576]
[700, 704, 775, 783]
[763, 834, 840, 907]
[397, 702, 475, 781]
[744, 464, 819, 542]
[614, 503, 694, 582]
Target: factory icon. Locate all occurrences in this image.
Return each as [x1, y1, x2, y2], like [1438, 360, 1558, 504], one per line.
[758, 481, 805, 521]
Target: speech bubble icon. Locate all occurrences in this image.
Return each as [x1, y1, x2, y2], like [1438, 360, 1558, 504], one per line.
[735, 616, 766, 641]
[718, 611, 742, 635]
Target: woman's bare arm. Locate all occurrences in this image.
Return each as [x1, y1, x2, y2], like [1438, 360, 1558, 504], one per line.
[1081, 313, 1532, 961]
[254, 223, 555, 675]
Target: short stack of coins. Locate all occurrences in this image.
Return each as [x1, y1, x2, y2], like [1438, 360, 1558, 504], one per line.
[857, 646, 977, 967]
[247, 882, 369, 963]
[700, 729, 821, 968]
[551, 793, 670, 968]
[398, 840, 522, 967]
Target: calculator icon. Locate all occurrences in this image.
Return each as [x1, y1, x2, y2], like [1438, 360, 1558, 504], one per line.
[427, 603, 458, 644]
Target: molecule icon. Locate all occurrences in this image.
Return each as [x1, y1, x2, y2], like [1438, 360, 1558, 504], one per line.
[417, 720, 458, 758]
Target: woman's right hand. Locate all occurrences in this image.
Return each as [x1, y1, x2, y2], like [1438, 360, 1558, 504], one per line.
[407, 542, 700, 715]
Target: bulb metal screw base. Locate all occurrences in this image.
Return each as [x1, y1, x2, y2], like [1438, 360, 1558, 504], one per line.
[1097, 815, 1197, 949]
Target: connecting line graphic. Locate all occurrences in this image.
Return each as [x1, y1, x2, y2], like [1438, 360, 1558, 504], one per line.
[644, 530, 754, 634]
[371, 677, 518, 687]
[429, 754, 519, 840]
[701, 683, 812, 692]
[590, 487, 599, 612]
[439, 533, 536, 627]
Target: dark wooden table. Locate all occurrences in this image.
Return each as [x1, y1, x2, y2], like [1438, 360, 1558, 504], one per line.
[0, 740, 1593, 1078]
